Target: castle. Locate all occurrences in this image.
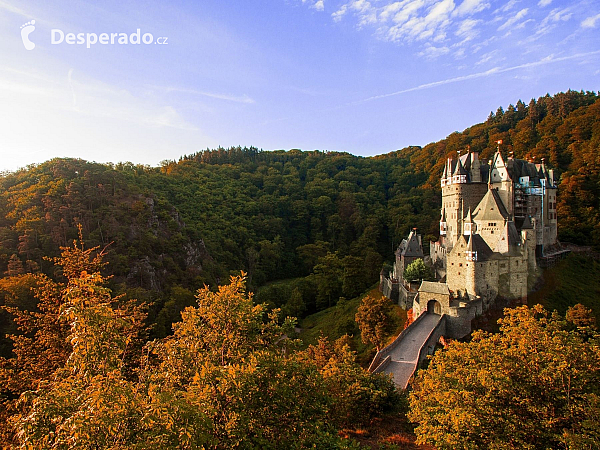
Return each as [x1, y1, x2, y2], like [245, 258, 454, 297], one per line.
[381, 147, 560, 338]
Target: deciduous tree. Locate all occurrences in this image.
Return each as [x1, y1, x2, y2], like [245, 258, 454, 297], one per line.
[355, 294, 395, 351]
[408, 305, 600, 450]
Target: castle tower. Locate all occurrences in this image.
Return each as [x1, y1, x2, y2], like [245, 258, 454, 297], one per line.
[489, 151, 514, 215]
[465, 234, 478, 296]
[440, 153, 488, 250]
[469, 151, 482, 183]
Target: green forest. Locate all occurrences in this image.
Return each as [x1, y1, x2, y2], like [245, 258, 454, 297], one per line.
[1, 90, 600, 448]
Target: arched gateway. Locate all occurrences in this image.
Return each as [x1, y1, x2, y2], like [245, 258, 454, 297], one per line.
[427, 299, 442, 315]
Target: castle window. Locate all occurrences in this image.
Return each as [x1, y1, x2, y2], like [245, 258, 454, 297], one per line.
[459, 263, 463, 267]
[458, 272, 461, 275]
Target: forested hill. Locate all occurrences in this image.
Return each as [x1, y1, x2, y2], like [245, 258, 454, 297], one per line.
[1, 90, 599, 336]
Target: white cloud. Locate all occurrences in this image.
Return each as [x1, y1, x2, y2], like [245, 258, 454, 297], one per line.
[303, 0, 325, 11]
[544, 7, 572, 23]
[582, 13, 600, 28]
[332, 3, 347, 21]
[529, 7, 573, 38]
[475, 49, 500, 65]
[419, 44, 451, 58]
[454, 0, 489, 17]
[496, 0, 519, 14]
[385, 0, 458, 43]
[322, 0, 497, 54]
[379, 1, 404, 22]
[332, 0, 377, 26]
[453, 47, 466, 59]
[307, 0, 588, 61]
[497, 7, 528, 31]
[455, 17, 480, 41]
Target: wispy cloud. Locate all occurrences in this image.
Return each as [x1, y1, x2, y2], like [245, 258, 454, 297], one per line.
[495, 0, 519, 15]
[419, 44, 450, 59]
[356, 50, 600, 103]
[300, 0, 597, 63]
[0, 0, 30, 17]
[150, 85, 255, 104]
[581, 13, 600, 28]
[497, 8, 528, 31]
[536, 7, 573, 35]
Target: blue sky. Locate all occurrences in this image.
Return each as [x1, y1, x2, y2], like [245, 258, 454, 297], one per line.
[0, 0, 598, 172]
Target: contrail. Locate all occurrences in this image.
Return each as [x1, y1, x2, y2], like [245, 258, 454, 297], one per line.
[356, 50, 600, 104]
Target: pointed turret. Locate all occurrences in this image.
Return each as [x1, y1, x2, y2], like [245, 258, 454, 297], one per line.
[441, 162, 448, 187]
[464, 208, 475, 236]
[466, 233, 476, 261]
[440, 207, 447, 236]
[452, 158, 468, 184]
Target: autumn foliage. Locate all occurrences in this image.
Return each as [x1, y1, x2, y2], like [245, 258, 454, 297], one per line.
[0, 242, 398, 449]
[408, 304, 600, 450]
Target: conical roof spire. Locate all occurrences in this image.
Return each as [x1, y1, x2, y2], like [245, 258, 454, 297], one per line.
[466, 208, 473, 223]
[466, 233, 474, 252]
[453, 158, 468, 176]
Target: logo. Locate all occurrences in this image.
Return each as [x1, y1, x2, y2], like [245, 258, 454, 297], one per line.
[20, 20, 36, 50]
[51, 29, 168, 48]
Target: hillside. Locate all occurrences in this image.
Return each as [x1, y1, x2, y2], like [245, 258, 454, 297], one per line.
[1, 90, 599, 344]
[1, 90, 600, 449]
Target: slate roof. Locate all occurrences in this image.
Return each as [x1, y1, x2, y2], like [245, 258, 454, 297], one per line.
[466, 234, 494, 261]
[453, 159, 469, 178]
[473, 189, 509, 222]
[504, 157, 555, 187]
[395, 230, 424, 258]
[419, 281, 450, 295]
[459, 152, 471, 171]
[521, 215, 534, 229]
[402, 230, 423, 257]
